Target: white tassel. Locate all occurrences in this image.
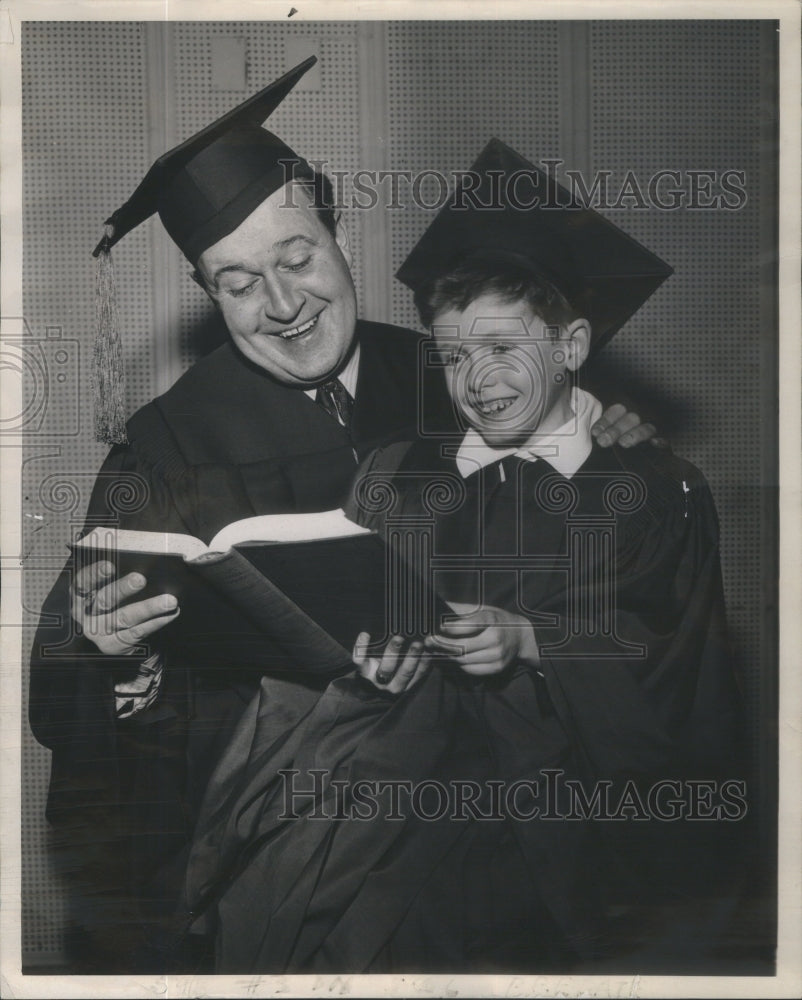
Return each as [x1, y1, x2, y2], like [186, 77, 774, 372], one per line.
[93, 225, 128, 445]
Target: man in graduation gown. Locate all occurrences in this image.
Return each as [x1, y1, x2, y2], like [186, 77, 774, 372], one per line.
[28, 64, 656, 972]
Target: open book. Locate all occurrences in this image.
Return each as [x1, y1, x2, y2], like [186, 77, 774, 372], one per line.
[79, 509, 372, 562]
[73, 509, 447, 674]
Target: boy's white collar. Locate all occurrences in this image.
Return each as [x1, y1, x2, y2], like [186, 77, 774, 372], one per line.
[455, 387, 603, 480]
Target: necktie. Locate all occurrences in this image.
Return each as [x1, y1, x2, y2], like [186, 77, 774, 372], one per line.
[316, 378, 354, 430]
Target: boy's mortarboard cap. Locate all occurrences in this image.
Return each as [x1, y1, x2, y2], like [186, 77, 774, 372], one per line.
[93, 57, 317, 445]
[397, 138, 673, 351]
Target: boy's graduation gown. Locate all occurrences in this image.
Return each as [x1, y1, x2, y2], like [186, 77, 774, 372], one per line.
[184, 435, 744, 972]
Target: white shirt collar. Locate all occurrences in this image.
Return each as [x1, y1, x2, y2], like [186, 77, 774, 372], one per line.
[455, 387, 603, 480]
[303, 342, 361, 404]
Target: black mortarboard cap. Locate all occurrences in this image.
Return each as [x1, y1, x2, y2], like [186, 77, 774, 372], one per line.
[397, 138, 673, 351]
[93, 55, 317, 263]
[92, 57, 317, 447]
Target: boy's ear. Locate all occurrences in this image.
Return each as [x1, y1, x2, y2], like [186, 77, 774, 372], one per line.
[564, 318, 591, 371]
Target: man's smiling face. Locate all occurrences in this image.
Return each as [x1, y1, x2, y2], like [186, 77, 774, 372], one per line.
[196, 183, 358, 387]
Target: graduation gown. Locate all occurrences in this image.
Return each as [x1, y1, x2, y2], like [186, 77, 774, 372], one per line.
[184, 437, 745, 974]
[28, 319, 446, 971]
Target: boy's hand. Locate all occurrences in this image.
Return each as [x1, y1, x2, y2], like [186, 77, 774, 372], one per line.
[353, 633, 431, 695]
[592, 404, 666, 449]
[71, 559, 180, 656]
[424, 602, 540, 676]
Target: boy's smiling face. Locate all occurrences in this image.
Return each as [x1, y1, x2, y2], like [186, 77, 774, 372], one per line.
[432, 293, 590, 448]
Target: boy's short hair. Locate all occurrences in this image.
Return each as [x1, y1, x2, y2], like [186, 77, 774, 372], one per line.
[415, 252, 580, 331]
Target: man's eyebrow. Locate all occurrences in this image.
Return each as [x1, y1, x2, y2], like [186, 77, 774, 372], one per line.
[272, 234, 319, 252]
[211, 263, 255, 281]
[210, 236, 318, 283]
[212, 241, 318, 282]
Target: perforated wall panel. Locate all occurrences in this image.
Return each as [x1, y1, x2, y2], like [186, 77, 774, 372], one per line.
[587, 20, 772, 795]
[21, 21, 152, 964]
[386, 21, 563, 333]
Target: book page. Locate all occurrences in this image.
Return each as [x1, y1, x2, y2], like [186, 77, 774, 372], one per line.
[209, 507, 371, 552]
[74, 526, 209, 561]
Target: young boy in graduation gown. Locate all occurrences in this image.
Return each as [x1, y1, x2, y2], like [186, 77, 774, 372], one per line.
[27, 63, 656, 972]
[184, 140, 745, 974]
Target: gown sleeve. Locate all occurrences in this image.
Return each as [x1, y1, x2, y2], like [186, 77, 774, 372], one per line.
[28, 413, 197, 823]
[521, 450, 747, 941]
[531, 453, 742, 781]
